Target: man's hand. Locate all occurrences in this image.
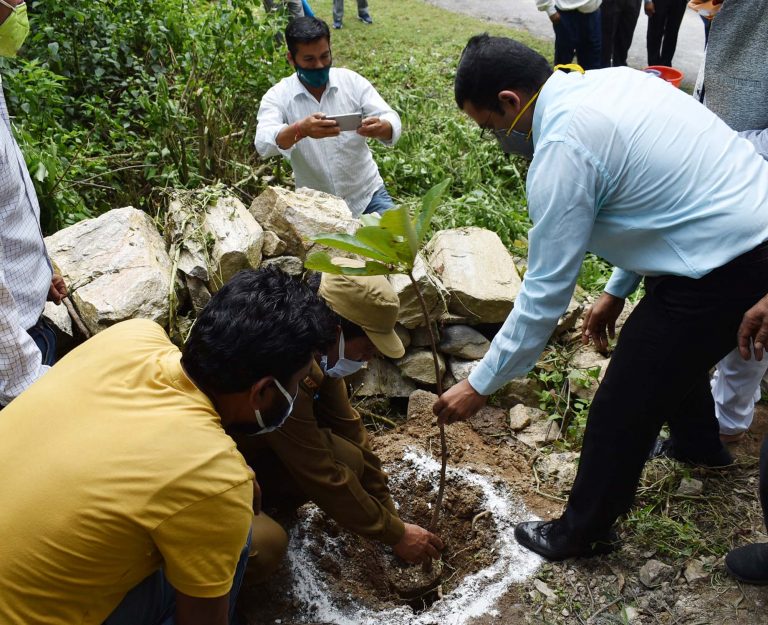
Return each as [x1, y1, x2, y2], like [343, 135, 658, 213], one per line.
[393, 523, 444, 564]
[48, 274, 67, 305]
[549, 10, 561, 24]
[357, 117, 392, 141]
[432, 378, 487, 425]
[644, 1, 655, 16]
[299, 112, 342, 139]
[738, 294, 768, 360]
[582, 292, 625, 353]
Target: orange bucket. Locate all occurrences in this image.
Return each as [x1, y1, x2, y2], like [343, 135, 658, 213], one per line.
[643, 65, 684, 88]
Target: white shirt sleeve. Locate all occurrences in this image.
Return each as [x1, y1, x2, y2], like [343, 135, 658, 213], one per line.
[536, 0, 558, 15]
[355, 74, 402, 147]
[605, 267, 643, 298]
[0, 244, 48, 406]
[255, 86, 295, 159]
[740, 129, 768, 161]
[468, 141, 598, 395]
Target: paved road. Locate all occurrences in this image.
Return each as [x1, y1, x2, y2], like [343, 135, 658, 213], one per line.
[426, 0, 705, 85]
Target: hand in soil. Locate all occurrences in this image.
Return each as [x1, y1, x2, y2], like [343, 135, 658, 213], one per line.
[433, 379, 487, 425]
[393, 523, 444, 564]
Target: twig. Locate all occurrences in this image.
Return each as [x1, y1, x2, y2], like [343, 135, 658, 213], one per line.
[586, 597, 622, 623]
[357, 407, 399, 429]
[63, 297, 91, 339]
[471, 510, 491, 530]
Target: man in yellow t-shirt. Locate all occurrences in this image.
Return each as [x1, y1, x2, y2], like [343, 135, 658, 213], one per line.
[0, 268, 337, 625]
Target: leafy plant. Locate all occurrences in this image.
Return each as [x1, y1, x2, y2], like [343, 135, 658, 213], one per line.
[305, 179, 451, 555]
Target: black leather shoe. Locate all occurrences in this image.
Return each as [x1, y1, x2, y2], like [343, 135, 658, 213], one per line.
[649, 437, 734, 468]
[514, 520, 617, 561]
[726, 543, 768, 585]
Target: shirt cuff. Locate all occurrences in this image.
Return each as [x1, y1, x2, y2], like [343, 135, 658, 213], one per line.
[604, 268, 642, 299]
[275, 125, 297, 158]
[467, 359, 508, 397]
[380, 513, 406, 546]
[546, 5, 558, 16]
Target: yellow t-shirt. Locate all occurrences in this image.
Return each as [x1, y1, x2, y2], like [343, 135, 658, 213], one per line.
[0, 319, 254, 625]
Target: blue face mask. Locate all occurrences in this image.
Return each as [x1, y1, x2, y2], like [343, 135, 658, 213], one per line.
[296, 63, 331, 89]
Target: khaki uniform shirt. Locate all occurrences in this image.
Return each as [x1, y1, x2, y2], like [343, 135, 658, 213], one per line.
[241, 360, 405, 545]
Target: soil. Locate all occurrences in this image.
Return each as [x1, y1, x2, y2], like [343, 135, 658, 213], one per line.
[238, 391, 768, 625]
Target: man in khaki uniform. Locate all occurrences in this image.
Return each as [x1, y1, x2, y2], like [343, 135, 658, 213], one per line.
[238, 269, 444, 568]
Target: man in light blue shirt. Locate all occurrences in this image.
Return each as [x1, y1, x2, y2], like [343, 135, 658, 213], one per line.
[434, 34, 768, 561]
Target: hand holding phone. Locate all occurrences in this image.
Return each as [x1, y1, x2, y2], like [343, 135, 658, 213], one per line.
[323, 112, 363, 131]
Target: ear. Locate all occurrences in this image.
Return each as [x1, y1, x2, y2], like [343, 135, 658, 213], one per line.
[248, 377, 274, 411]
[498, 90, 522, 110]
[287, 51, 296, 67]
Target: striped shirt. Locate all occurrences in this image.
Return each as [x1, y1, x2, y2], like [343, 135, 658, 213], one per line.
[0, 80, 53, 406]
[255, 68, 401, 217]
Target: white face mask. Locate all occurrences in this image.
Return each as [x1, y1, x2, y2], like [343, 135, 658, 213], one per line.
[321, 331, 366, 379]
[250, 378, 297, 436]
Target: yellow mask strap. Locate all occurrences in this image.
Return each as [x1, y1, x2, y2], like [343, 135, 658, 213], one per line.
[505, 85, 544, 138]
[553, 63, 585, 74]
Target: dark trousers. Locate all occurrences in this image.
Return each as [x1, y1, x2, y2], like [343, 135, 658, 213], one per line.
[554, 9, 603, 71]
[646, 0, 687, 66]
[27, 316, 56, 366]
[561, 241, 768, 540]
[601, 0, 642, 67]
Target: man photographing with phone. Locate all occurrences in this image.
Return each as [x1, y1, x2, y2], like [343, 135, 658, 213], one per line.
[255, 16, 400, 216]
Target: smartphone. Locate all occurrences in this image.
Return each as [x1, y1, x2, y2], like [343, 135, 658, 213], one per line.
[324, 113, 363, 132]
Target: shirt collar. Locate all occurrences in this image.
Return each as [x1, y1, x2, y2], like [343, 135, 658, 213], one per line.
[290, 67, 339, 101]
[532, 70, 566, 148]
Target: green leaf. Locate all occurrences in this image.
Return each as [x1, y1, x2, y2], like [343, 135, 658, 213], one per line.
[307, 233, 394, 263]
[304, 252, 393, 276]
[379, 205, 418, 259]
[415, 178, 451, 244]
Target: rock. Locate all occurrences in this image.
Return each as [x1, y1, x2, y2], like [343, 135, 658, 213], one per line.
[514, 405, 560, 448]
[439, 311, 472, 325]
[534, 451, 579, 491]
[469, 405, 508, 435]
[42, 301, 76, 356]
[683, 559, 709, 583]
[553, 297, 584, 339]
[347, 358, 416, 398]
[185, 276, 212, 314]
[639, 559, 675, 588]
[497, 377, 544, 407]
[442, 370, 457, 390]
[676, 477, 704, 497]
[410, 325, 437, 348]
[426, 227, 522, 323]
[46, 207, 175, 335]
[261, 256, 305, 277]
[439, 325, 491, 360]
[568, 346, 611, 401]
[165, 195, 209, 282]
[397, 349, 446, 386]
[533, 579, 557, 603]
[447, 357, 480, 382]
[261, 230, 286, 257]
[389, 255, 449, 329]
[508, 407, 532, 431]
[249, 186, 358, 258]
[394, 324, 411, 350]
[623, 606, 641, 623]
[204, 196, 264, 291]
[407, 389, 438, 421]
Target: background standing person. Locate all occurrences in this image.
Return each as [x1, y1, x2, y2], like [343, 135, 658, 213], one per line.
[600, 0, 642, 66]
[0, 0, 67, 407]
[255, 17, 401, 217]
[645, 0, 688, 66]
[536, 0, 603, 70]
[332, 0, 373, 29]
[262, 0, 304, 18]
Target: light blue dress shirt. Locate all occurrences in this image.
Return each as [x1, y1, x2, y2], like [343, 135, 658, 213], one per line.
[469, 67, 768, 396]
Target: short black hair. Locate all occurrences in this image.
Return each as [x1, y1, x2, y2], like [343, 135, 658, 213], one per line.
[306, 271, 367, 340]
[285, 16, 331, 58]
[182, 268, 337, 394]
[454, 34, 553, 113]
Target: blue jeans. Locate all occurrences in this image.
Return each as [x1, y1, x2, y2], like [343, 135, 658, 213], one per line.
[554, 9, 602, 71]
[103, 533, 251, 625]
[27, 316, 56, 366]
[332, 0, 369, 22]
[363, 185, 395, 215]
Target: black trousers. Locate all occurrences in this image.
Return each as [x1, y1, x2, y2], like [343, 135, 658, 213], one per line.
[554, 9, 603, 71]
[561, 241, 768, 540]
[646, 0, 687, 66]
[601, 0, 642, 67]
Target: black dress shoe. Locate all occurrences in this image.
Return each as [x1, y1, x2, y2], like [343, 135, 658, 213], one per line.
[726, 543, 768, 585]
[514, 520, 617, 561]
[649, 437, 734, 468]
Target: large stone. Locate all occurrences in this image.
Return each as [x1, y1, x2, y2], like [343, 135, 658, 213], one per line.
[568, 346, 611, 401]
[448, 357, 480, 382]
[185, 276, 211, 314]
[165, 195, 209, 282]
[439, 325, 491, 360]
[45, 207, 174, 335]
[397, 349, 446, 386]
[534, 451, 579, 491]
[410, 325, 438, 348]
[205, 196, 264, 291]
[676, 477, 704, 497]
[510, 405, 560, 447]
[261, 256, 304, 277]
[261, 230, 287, 257]
[639, 560, 675, 588]
[389, 255, 449, 329]
[426, 227, 522, 323]
[497, 376, 544, 407]
[394, 324, 411, 350]
[347, 358, 416, 398]
[249, 186, 358, 258]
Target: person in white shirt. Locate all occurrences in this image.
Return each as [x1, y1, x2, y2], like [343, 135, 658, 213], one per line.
[0, 0, 67, 407]
[536, 0, 603, 70]
[255, 16, 401, 218]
